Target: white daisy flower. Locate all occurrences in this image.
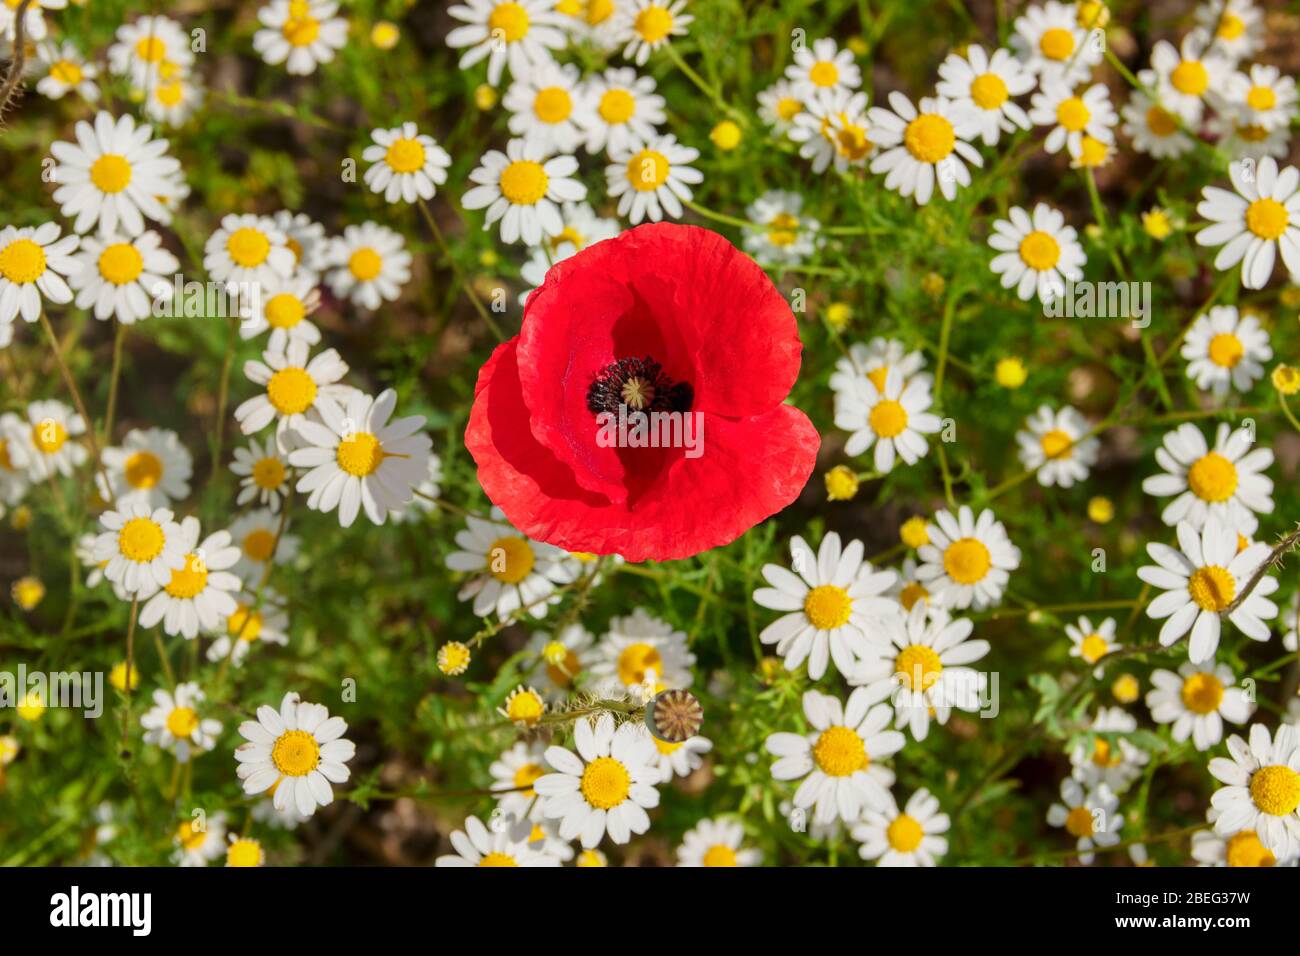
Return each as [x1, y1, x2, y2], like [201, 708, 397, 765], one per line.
[205, 591, 290, 667]
[36, 41, 98, 101]
[239, 273, 320, 351]
[575, 66, 666, 157]
[231, 436, 292, 512]
[6, 399, 87, 481]
[1199, 157, 1300, 291]
[49, 111, 184, 237]
[144, 69, 205, 127]
[1208, 723, 1300, 859]
[1220, 64, 1297, 132]
[0, 413, 31, 506]
[236, 691, 355, 819]
[324, 221, 412, 310]
[504, 61, 585, 155]
[605, 133, 700, 224]
[676, 818, 762, 867]
[835, 366, 942, 475]
[463, 139, 588, 244]
[523, 623, 595, 695]
[1142, 32, 1232, 125]
[91, 502, 187, 596]
[136, 517, 242, 640]
[1010, 0, 1103, 87]
[0, 0, 64, 42]
[107, 15, 193, 87]
[1148, 661, 1253, 751]
[851, 602, 988, 741]
[1120, 90, 1195, 159]
[915, 505, 1022, 611]
[362, 122, 452, 204]
[0, 222, 78, 325]
[757, 78, 805, 134]
[435, 814, 562, 866]
[446, 0, 567, 87]
[272, 210, 330, 280]
[388, 453, 444, 523]
[868, 92, 983, 205]
[1066, 615, 1120, 673]
[614, 0, 691, 66]
[140, 682, 222, 762]
[535, 714, 662, 848]
[987, 202, 1086, 304]
[788, 88, 874, 174]
[1196, 0, 1264, 63]
[1191, 808, 1294, 867]
[1137, 517, 1278, 663]
[288, 388, 432, 528]
[1143, 422, 1272, 534]
[753, 531, 897, 681]
[651, 732, 712, 780]
[444, 507, 576, 620]
[173, 813, 227, 867]
[1047, 778, 1121, 864]
[1070, 706, 1150, 792]
[1180, 305, 1271, 395]
[937, 44, 1034, 146]
[203, 213, 296, 289]
[490, 741, 549, 825]
[588, 607, 696, 692]
[830, 337, 929, 403]
[1028, 80, 1116, 158]
[69, 230, 178, 325]
[852, 787, 950, 866]
[785, 37, 861, 100]
[97, 427, 192, 511]
[1205, 108, 1291, 162]
[234, 339, 350, 443]
[742, 190, 821, 265]
[518, 202, 620, 302]
[228, 508, 300, 583]
[1014, 403, 1099, 488]
[765, 688, 903, 826]
[252, 0, 348, 76]
[888, 556, 933, 612]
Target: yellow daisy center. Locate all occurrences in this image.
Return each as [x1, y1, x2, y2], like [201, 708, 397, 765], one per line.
[830, 117, 872, 160]
[1249, 765, 1300, 816]
[1171, 60, 1209, 96]
[1039, 27, 1074, 61]
[499, 159, 550, 204]
[1065, 806, 1095, 838]
[242, 528, 276, 562]
[776, 96, 802, 121]
[266, 366, 317, 415]
[586, 0, 614, 25]
[867, 366, 890, 392]
[1056, 96, 1091, 133]
[347, 247, 382, 281]
[122, 450, 163, 489]
[544, 646, 582, 687]
[617, 641, 662, 685]
[766, 212, 800, 247]
[98, 242, 144, 285]
[32, 419, 68, 454]
[1019, 230, 1061, 270]
[135, 36, 167, 63]
[1218, 14, 1245, 40]
[548, 226, 585, 253]
[803, 584, 853, 630]
[812, 725, 868, 777]
[488, 2, 530, 43]
[176, 820, 207, 851]
[119, 516, 165, 562]
[1040, 428, 1073, 459]
[385, 137, 426, 173]
[943, 537, 991, 585]
[155, 80, 184, 107]
[512, 762, 544, 796]
[90, 153, 132, 193]
[809, 60, 839, 87]
[0, 238, 46, 283]
[226, 839, 262, 867]
[271, 729, 321, 777]
[488, 535, 535, 584]
[50, 60, 83, 85]
[869, 398, 909, 438]
[969, 72, 1009, 109]
[899, 581, 929, 610]
[264, 292, 306, 330]
[164, 553, 208, 599]
[1080, 633, 1109, 663]
[506, 689, 544, 724]
[283, 15, 320, 46]
[1146, 105, 1179, 136]
[627, 149, 670, 191]
[903, 113, 955, 163]
[1077, 135, 1110, 167]
[230, 605, 263, 641]
[227, 227, 271, 268]
[252, 456, 286, 490]
[165, 706, 199, 738]
[1225, 830, 1275, 867]
[634, 5, 673, 42]
[1246, 85, 1276, 111]
[533, 86, 573, 123]
[887, 813, 925, 852]
[1180, 671, 1224, 715]
[1207, 332, 1245, 368]
[580, 756, 631, 809]
[1245, 198, 1288, 240]
[1187, 565, 1235, 612]
[895, 644, 943, 692]
[1237, 123, 1269, 142]
[477, 852, 518, 867]
[598, 88, 636, 124]
[702, 844, 737, 866]
[336, 431, 385, 477]
[1187, 451, 1238, 502]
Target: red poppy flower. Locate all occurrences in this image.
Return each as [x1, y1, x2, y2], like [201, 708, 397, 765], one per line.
[466, 222, 819, 561]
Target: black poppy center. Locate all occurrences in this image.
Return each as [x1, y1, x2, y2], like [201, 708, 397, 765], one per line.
[586, 356, 693, 417]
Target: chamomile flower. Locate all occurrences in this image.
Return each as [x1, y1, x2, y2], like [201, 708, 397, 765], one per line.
[1015, 404, 1099, 488]
[49, 111, 183, 238]
[605, 133, 700, 224]
[1138, 517, 1278, 663]
[915, 505, 1022, 611]
[1120, 90, 1195, 159]
[464, 140, 586, 244]
[1047, 778, 1121, 864]
[205, 592, 290, 667]
[1143, 423, 1272, 534]
[523, 623, 595, 695]
[136, 517, 242, 640]
[1201, 156, 1300, 291]
[651, 732, 712, 780]
[36, 41, 98, 101]
[1221, 64, 1297, 132]
[252, 0, 348, 76]
[937, 44, 1034, 146]
[589, 607, 696, 691]
[7, 399, 87, 481]
[445, 507, 576, 620]
[362, 122, 452, 204]
[614, 0, 691, 66]
[324, 221, 412, 310]
[1196, 0, 1264, 63]
[535, 714, 662, 848]
[288, 388, 432, 528]
[830, 337, 929, 402]
[575, 67, 666, 156]
[987, 202, 1086, 304]
[765, 688, 903, 826]
[1208, 723, 1300, 859]
[1191, 808, 1292, 867]
[239, 273, 320, 351]
[788, 88, 874, 174]
[0, 222, 78, 325]
[518, 202, 620, 301]
[107, 15, 192, 86]
[676, 818, 762, 867]
[69, 230, 178, 324]
[435, 814, 562, 866]
[742, 190, 820, 266]
[490, 742, 549, 824]
[140, 682, 222, 762]
[1070, 706, 1150, 792]
[144, 69, 205, 127]
[173, 813, 227, 866]
[234, 339, 350, 442]
[1147, 661, 1253, 751]
[1205, 109, 1291, 161]
[1181, 305, 1272, 395]
[1029, 80, 1116, 158]
[446, 0, 567, 87]
[1067, 616, 1121, 673]
[785, 37, 861, 100]
[97, 427, 192, 510]
[1143, 32, 1232, 125]
[835, 366, 942, 474]
[236, 691, 355, 818]
[753, 532, 897, 681]
[204, 213, 295, 289]
[231, 437, 291, 512]
[868, 92, 983, 205]
[0, 414, 31, 506]
[0, 0, 64, 42]
[1010, 0, 1103, 86]
[504, 61, 585, 155]
[852, 788, 950, 866]
[228, 509, 300, 584]
[272, 210, 330, 280]
[889, 556, 932, 611]
[757, 78, 805, 133]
